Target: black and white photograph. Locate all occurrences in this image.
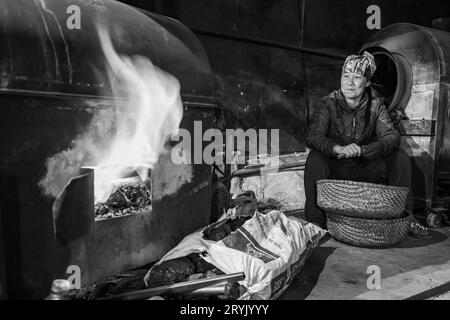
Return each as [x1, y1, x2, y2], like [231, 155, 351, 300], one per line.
[0, 0, 450, 306]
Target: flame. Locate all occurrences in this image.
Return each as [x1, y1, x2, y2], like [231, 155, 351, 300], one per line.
[93, 25, 183, 203]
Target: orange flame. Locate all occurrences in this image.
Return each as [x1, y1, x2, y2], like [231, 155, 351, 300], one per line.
[93, 25, 183, 203]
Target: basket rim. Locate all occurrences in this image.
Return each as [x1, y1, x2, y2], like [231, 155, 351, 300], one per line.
[322, 207, 405, 219]
[317, 179, 409, 192]
[326, 210, 412, 222]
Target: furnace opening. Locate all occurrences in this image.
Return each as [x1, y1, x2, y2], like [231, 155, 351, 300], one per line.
[365, 48, 412, 112]
[92, 168, 152, 221]
[371, 52, 397, 105]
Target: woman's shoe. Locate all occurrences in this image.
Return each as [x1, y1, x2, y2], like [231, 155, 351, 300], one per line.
[409, 218, 432, 239]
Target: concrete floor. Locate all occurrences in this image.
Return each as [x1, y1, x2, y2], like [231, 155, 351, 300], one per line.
[279, 226, 450, 300]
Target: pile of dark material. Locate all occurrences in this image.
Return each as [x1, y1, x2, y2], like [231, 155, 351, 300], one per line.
[144, 216, 250, 289]
[69, 269, 149, 300]
[203, 216, 249, 241]
[145, 253, 221, 288]
[142, 192, 256, 289]
[95, 179, 152, 219]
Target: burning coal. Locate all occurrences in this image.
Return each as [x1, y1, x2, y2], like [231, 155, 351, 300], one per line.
[94, 176, 152, 220]
[39, 23, 183, 204]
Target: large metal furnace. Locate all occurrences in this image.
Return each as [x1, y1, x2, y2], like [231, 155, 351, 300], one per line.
[362, 23, 450, 211]
[0, 0, 220, 298]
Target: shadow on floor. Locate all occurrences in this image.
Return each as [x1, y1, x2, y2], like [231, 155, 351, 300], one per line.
[278, 241, 337, 300]
[396, 229, 449, 249]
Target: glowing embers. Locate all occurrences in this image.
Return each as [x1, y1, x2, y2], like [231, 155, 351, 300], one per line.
[94, 172, 152, 221]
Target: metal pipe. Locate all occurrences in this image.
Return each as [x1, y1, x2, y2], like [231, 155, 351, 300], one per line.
[97, 272, 245, 300]
[232, 162, 306, 178]
[181, 282, 241, 299]
[187, 284, 228, 295]
[299, 0, 306, 48]
[0, 89, 221, 111]
[191, 28, 346, 60]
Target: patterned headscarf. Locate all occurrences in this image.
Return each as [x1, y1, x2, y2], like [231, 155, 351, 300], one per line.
[342, 51, 376, 80]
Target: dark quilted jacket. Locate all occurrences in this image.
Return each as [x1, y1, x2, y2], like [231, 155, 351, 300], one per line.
[306, 89, 400, 160]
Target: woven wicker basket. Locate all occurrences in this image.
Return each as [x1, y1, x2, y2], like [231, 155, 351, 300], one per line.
[317, 179, 409, 219]
[326, 211, 412, 248]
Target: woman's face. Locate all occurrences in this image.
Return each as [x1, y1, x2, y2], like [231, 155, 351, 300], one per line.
[340, 72, 369, 100]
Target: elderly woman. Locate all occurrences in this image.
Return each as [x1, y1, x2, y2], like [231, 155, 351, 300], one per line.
[303, 51, 421, 233]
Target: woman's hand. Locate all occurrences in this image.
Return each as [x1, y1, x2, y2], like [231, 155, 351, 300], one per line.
[334, 143, 361, 158]
[341, 143, 361, 158]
